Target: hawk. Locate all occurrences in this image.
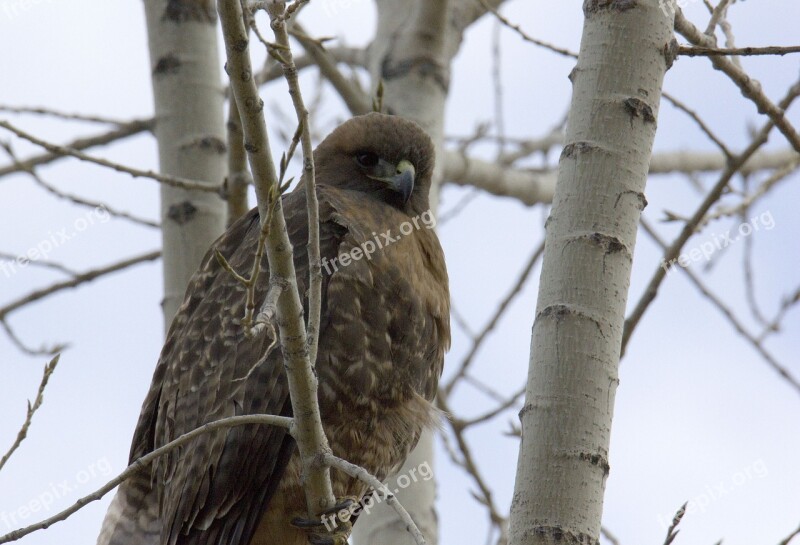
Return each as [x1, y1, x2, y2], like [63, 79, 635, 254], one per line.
[97, 113, 450, 545]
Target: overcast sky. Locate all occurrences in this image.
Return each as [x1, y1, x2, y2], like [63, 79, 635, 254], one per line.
[1, 2, 799, 545]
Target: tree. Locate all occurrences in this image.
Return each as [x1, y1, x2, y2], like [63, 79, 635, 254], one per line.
[1, 1, 799, 545]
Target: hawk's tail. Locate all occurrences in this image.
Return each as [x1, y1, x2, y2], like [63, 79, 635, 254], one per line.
[97, 472, 160, 545]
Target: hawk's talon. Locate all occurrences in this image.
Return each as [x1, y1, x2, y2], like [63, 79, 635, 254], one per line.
[292, 496, 359, 545]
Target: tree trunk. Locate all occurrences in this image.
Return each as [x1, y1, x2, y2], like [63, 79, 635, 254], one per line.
[508, 2, 674, 544]
[145, 0, 228, 327]
[97, 1, 226, 543]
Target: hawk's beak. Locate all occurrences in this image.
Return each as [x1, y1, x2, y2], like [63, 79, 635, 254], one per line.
[390, 160, 415, 203]
[367, 159, 415, 203]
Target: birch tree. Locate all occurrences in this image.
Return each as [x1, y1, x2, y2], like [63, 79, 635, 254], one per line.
[1, 2, 800, 545]
[508, 1, 674, 543]
[143, 0, 228, 325]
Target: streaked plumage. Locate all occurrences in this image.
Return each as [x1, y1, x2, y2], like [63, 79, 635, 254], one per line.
[97, 113, 450, 545]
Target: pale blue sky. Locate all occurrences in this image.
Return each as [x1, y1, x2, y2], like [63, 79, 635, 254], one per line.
[1, 2, 799, 545]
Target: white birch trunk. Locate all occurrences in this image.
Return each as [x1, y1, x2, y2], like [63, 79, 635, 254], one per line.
[508, 2, 675, 544]
[144, 0, 227, 327]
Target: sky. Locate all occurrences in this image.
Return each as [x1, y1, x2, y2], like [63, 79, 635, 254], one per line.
[1, 1, 799, 545]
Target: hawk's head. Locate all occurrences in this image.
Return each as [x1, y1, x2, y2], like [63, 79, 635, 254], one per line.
[314, 112, 435, 215]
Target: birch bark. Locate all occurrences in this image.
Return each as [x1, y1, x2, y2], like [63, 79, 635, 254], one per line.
[508, 2, 675, 544]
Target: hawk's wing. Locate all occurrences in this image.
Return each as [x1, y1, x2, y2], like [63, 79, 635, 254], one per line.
[129, 188, 347, 545]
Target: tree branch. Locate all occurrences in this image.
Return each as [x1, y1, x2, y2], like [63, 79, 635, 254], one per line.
[675, 10, 800, 153]
[0, 251, 161, 321]
[0, 414, 292, 544]
[217, 0, 336, 519]
[0, 355, 60, 473]
[0, 120, 222, 193]
[621, 79, 800, 355]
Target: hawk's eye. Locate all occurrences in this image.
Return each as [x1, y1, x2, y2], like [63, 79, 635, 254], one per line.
[355, 152, 380, 168]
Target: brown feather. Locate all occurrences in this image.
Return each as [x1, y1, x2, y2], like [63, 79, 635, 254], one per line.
[126, 113, 449, 545]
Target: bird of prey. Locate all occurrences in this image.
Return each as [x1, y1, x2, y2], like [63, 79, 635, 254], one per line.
[97, 113, 450, 545]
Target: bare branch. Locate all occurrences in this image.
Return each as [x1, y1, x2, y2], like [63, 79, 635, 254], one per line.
[444, 241, 544, 395]
[621, 79, 800, 355]
[0, 319, 67, 357]
[600, 526, 621, 545]
[0, 354, 60, 472]
[320, 453, 426, 545]
[0, 414, 292, 544]
[662, 503, 688, 545]
[0, 118, 152, 179]
[268, 9, 323, 368]
[777, 522, 800, 545]
[0, 251, 161, 321]
[443, 152, 557, 205]
[675, 10, 800, 154]
[0, 105, 130, 125]
[218, 0, 336, 519]
[661, 91, 732, 157]
[290, 25, 372, 116]
[639, 219, 800, 394]
[0, 252, 76, 277]
[0, 120, 222, 193]
[225, 92, 253, 226]
[437, 394, 507, 544]
[678, 45, 800, 57]
[478, 0, 577, 58]
[0, 141, 159, 229]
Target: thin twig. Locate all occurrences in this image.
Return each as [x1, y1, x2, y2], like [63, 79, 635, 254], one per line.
[0, 105, 128, 125]
[225, 85, 252, 226]
[218, 0, 336, 520]
[704, 0, 733, 36]
[290, 24, 372, 116]
[0, 251, 161, 321]
[662, 91, 732, 158]
[0, 319, 66, 357]
[0, 252, 76, 276]
[478, 0, 577, 58]
[0, 118, 153, 179]
[639, 219, 800, 394]
[0, 120, 222, 193]
[662, 503, 688, 545]
[757, 286, 800, 342]
[621, 79, 800, 355]
[675, 11, 800, 154]
[0, 141, 159, 229]
[268, 7, 323, 368]
[678, 45, 800, 57]
[0, 355, 60, 472]
[460, 384, 526, 428]
[444, 241, 544, 395]
[0, 414, 292, 544]
[437, 394, 508, 542]
[702, 157, 800, 224]
[600, 525, 621, 545]
[777, 522, 800, 545]
[320, 453, 426, 545]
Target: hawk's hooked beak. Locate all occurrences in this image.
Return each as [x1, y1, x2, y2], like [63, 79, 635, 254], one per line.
[367, 159, 415, 203]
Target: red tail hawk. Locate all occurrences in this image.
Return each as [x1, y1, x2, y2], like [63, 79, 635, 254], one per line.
[97, 113, 450, 545]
